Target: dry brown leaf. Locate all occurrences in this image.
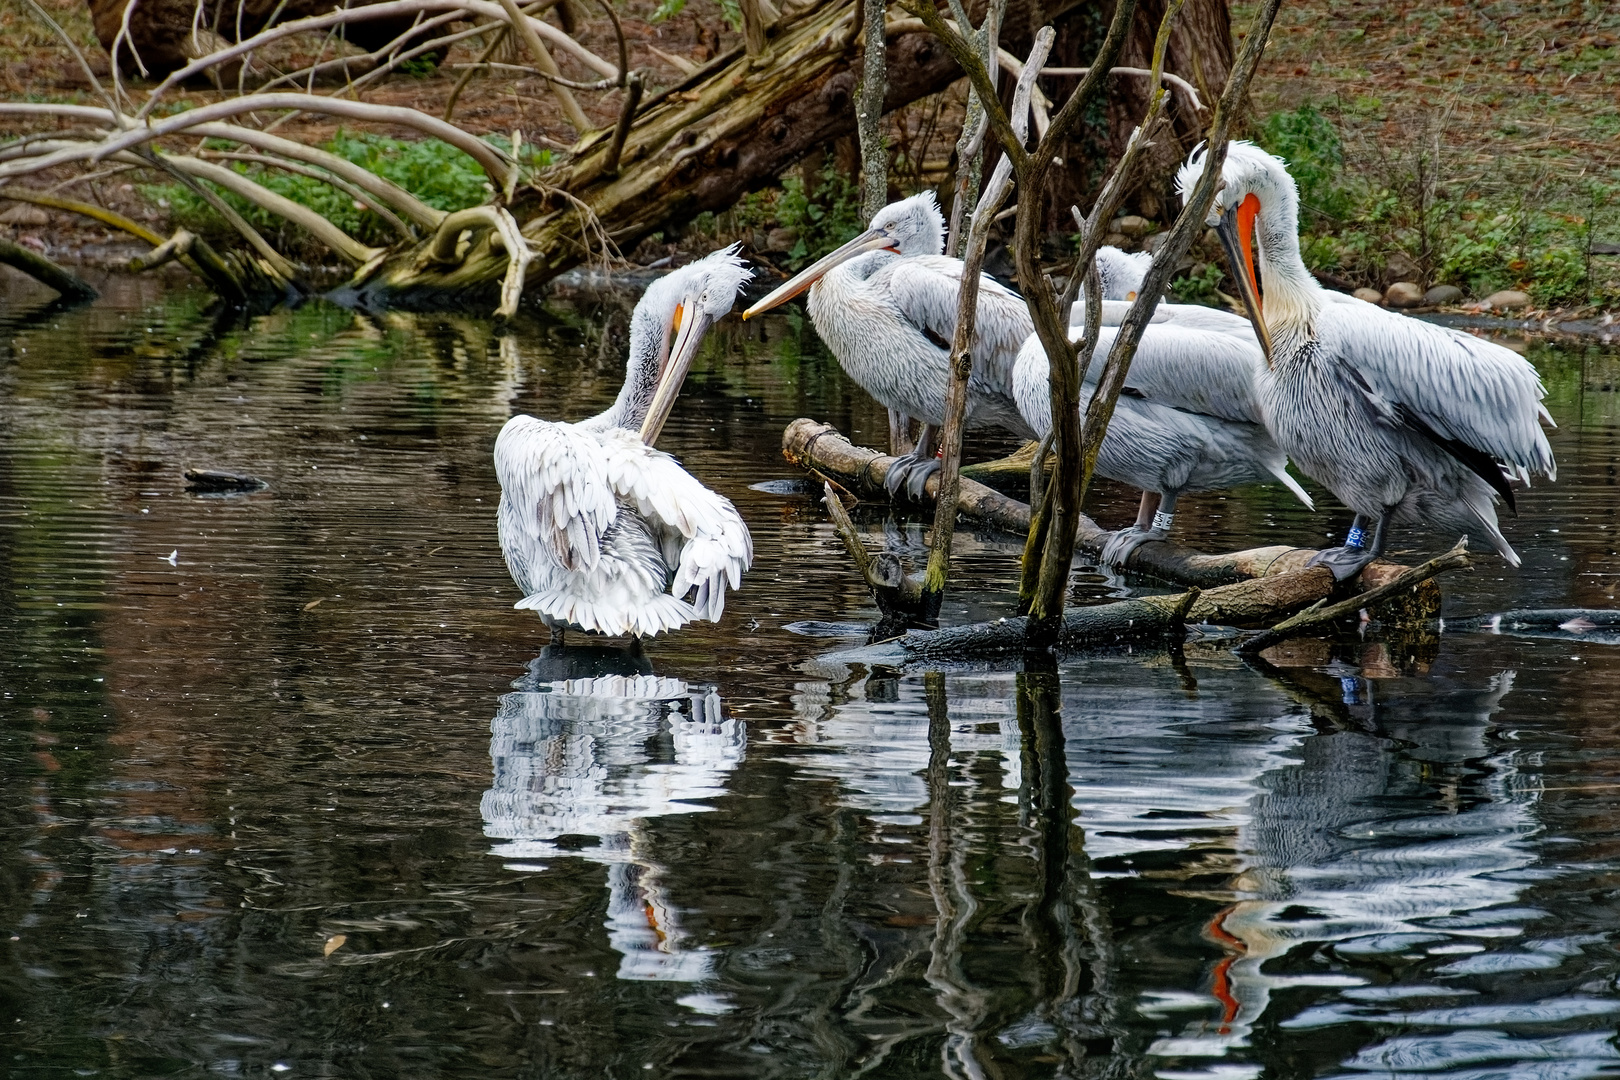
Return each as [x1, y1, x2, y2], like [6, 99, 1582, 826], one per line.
[323, 934, 346, 957]
[303, 598, 324, 611]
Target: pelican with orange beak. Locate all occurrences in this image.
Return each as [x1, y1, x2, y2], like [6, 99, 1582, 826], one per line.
[494, 247, 754, 639]
[741, 191, 1036, 498]
[1179, 142, 1555, 578]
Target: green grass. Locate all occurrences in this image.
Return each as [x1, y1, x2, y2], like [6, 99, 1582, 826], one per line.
[1252, 104, 1619, 308]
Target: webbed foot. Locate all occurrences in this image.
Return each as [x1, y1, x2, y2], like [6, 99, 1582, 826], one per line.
[1306, 544, 1377, 582]
[883, 453, 942, 501]
[1100, 525, 1166, 567]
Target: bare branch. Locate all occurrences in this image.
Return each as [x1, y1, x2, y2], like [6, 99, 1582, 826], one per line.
[0, 95, 515, 187]
[188, 122, 442, 229]
[919, 25, 1052, 618]
[497, 0, 592, 132]
[138, 0, 619, 118]
[427, 206, 533, 317]
[199, 149, 416, 241]
[165, 153, 386, 265]
[18, 0, 127, 125]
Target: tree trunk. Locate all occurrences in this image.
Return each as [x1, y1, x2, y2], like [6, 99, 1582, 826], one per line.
[1033, 0, 1234, 232]
[89, 0, 443, 76]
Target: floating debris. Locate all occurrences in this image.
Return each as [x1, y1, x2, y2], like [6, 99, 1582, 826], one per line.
[183, 467, 268, 494]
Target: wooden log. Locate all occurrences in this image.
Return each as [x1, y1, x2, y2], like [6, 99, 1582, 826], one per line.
[823, 590, 1197, 664]
[783, 417, 1443, 624]
[0, 238, 97, 301]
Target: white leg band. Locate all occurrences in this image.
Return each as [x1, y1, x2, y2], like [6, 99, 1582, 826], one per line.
[1151, 510, 1175, 534]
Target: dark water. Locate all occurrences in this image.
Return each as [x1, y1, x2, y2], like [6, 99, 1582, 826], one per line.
[2, 270, 1619, 1079]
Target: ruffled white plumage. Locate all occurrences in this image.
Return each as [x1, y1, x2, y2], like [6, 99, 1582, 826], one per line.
[496, 418, 751, 637]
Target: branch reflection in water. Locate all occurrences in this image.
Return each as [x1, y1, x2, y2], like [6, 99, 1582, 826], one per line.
[480, 645, 743, 999]
[783, 648, 1609, 1077]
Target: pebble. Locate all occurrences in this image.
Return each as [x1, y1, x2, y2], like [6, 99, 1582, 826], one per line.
[1109, 215, 1153, 238]
[1353, 287, 1385, 304]
[0, 205, 50, 227]
[764, 227, 798, 253]
[1482, 289, 1531, 310]
[1100, 232, 1128, 249]
[1423, 284, 1463, 305]
[1384, 281, 1424, 308]
[1141, 232, 1167, 254]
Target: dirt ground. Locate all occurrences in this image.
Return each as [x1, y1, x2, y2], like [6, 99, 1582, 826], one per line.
[2, 0, 1617, 289]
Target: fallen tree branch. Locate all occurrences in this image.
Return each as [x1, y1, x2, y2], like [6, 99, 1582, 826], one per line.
[0, 237, 98, 300]
[821, 590, 1198, 664]
[1237, 539, 1471, 655]
[785, 418, 1444, 622]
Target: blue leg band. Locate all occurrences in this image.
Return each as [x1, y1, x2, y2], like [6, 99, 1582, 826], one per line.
[1345, 525, 1367, 548]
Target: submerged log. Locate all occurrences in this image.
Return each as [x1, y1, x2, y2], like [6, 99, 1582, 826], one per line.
[0, 238, 97, 301]
[784, 417, 1444, 625]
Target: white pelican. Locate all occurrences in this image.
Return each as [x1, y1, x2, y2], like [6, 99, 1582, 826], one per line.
[494, 248, 754, 639]
[1177, 141, 1556, 578]
[1012, 328, 1313, 564]
[740, 191, 1036, 497]
[1039, 247, 1314, 562]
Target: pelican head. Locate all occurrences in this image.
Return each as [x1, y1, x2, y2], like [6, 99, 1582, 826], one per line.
[1176, 141, 1301, 363]
[741, 191, 944, 319]
[637, 245, 753, 445]
[1094, 246, 1155, 302]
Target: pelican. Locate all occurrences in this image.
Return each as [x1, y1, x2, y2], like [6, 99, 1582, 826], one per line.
[494, 247, 754, 639]
[1040, 247, 1314, 562]
[740, 191, 1036, 497]
[1013, 327, 1313, 564]
[1177, 142, 1556, 578]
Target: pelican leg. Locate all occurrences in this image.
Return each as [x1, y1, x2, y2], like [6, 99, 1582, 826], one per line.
[882, 424, 942, 501]
[1100, 490, 1172, 567]
[1306, 513, 1385, 581]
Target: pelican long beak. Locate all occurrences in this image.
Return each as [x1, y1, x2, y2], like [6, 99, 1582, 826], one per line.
[638, 300, 714, 445]
[740, 227, 896, 319]
[1216, 193, 1273, 364]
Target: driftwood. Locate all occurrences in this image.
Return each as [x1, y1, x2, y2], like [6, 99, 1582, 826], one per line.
[1238, 540, 1471, 654]
[0, 237, 97, 300]
[784, 417, 1447, 627]
[823, 590, 1199, 664]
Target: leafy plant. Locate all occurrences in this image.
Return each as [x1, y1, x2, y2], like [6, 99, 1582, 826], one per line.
[774, 164, 864, 268]
[650, 0, 742, 33]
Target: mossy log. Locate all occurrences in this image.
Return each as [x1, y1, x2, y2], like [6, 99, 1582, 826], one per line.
[824, 590, 1199, 665]
[0, 238, 97, 300]
[784, 417, 1445, 627]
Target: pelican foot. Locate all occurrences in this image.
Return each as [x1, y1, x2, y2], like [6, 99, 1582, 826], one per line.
[1306, 544, 1377, 582]
[883, 454, 941, 501]
[1099, 526, 1165, 567]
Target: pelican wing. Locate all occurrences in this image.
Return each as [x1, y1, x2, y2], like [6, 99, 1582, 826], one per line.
[1086, 322, 1265, 424]
[1318, 304, 1556, 480]
[494, 415, 622, 574]
[879, 254, 1035, 392]
[595, 429, 754, 623]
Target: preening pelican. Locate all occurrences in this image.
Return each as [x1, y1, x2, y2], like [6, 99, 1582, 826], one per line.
[494, 248, 754, 638]
[741, 192, 1036, 497]
[1178, 141, 1556, 578]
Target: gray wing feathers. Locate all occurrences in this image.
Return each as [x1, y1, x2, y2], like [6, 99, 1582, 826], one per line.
[881, 255, 1034, 391]
[1319, 305, 1556, 480]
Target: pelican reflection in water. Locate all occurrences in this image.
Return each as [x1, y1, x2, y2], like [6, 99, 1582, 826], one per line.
[480, 646, 744, 986]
